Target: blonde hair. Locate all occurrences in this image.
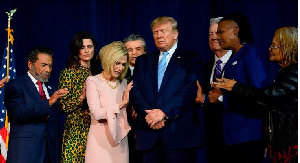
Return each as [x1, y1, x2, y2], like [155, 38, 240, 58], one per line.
[99, 41, 129, 81]
[275, 27, 298, 66]
[151, 16, 178, 32]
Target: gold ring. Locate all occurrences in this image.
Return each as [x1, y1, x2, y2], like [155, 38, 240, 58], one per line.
[57, 91, 60, 95]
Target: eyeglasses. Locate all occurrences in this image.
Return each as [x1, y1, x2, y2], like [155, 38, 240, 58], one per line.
[269, 45, 281, 50]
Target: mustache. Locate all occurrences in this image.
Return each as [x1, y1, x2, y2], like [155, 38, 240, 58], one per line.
[37, 72, 50, 78]
[41, 72, 50, 76]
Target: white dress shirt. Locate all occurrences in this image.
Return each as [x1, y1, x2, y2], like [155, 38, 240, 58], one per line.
[210, 50, 232, 83]
[128, 65, 134, 76]
[158, 42, 178, 67]
[209, 50, 232, 102]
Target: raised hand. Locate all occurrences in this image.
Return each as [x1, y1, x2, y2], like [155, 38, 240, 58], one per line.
[123, 81, 133, 104]
[119, 81, 133, 109]
[0, 76, 8, 89]
[49, 88, 68, 106]
[195, 80, 205, 104]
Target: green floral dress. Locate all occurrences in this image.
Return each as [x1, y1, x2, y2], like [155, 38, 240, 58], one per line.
[58, 65, 91, 163]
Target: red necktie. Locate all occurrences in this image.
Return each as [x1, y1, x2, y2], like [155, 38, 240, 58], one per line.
[36, 81, 46, 100]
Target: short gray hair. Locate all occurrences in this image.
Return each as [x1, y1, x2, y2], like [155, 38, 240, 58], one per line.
[123, 34, 147, 53]
[209, 17, 223, 29]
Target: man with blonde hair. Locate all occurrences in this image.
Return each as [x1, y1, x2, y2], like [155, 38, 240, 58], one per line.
[130, 16, 203, 163]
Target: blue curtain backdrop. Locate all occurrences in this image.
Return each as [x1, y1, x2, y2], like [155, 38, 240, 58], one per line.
[0, 0, 298, 85]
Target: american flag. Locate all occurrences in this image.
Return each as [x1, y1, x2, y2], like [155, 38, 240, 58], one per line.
[0, 37, 16, 163]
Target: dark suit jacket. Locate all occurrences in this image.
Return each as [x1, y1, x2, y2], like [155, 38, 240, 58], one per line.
[125, 68, 133, 83]
[222, 44, 269, 145]
[201, 55, 225, 124]
[201, 54, 226, 162]
[5, 73, 60, 163]
[130, 48, 203, 150]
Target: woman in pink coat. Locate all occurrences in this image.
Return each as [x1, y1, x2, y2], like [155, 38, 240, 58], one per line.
[85, 41, 132, 163]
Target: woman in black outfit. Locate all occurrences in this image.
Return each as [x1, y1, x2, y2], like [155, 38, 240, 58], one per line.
[213, 27, 298, 163]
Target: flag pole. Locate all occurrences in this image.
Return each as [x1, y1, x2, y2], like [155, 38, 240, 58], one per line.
[4, 8, 17, 150]
[5, 8, 17, 82]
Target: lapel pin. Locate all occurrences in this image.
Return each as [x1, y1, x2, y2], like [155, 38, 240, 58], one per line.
[177, 56, 181, 58]
[232, 61, 237, 65]
[47, 86, 52, 90]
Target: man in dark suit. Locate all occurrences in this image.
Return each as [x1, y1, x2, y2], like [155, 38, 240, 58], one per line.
[4, 47, 68, 163]
[123, 34, 147, 163]
[130, 16, 203, 163]
[123, 34, 147, 83]
[200, 17, 232, 163]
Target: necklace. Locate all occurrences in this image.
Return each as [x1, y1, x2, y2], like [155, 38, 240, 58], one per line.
[101, 72, 118, 89]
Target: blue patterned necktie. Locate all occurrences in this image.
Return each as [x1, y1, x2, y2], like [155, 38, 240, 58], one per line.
[213, 59, 222, 82]
[157, 52, 168, 90]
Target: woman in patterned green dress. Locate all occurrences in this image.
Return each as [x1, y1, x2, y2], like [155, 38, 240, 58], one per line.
[58, 32, 101, 163]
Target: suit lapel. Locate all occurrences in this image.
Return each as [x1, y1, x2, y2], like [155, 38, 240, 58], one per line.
[44, 83, 54, 96]
[158, 49, 181, 93]
[203, 58, 215, 92]
[23, 73, 54, 99]
[222, 44, 247, 77]
[23, 74, 41, 100]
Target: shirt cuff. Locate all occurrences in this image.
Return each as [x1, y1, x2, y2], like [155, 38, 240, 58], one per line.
[218, 95, 223, 102]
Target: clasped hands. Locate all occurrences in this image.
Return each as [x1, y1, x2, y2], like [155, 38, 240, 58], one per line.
[145, 109, 166, 130]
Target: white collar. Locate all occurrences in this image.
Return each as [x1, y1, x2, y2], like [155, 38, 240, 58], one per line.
[160, 42, 178, 55]
[214, 50, 232, 63]
[27, 71, 39, 84]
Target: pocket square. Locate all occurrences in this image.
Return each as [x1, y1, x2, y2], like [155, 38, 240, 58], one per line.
[232, 61, 237, 65]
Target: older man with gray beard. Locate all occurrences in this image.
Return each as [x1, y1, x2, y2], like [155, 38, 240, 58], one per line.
[4, 47, 68, 163]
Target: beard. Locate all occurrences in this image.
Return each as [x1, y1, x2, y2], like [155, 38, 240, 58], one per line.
[31, 66, 50, 82]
